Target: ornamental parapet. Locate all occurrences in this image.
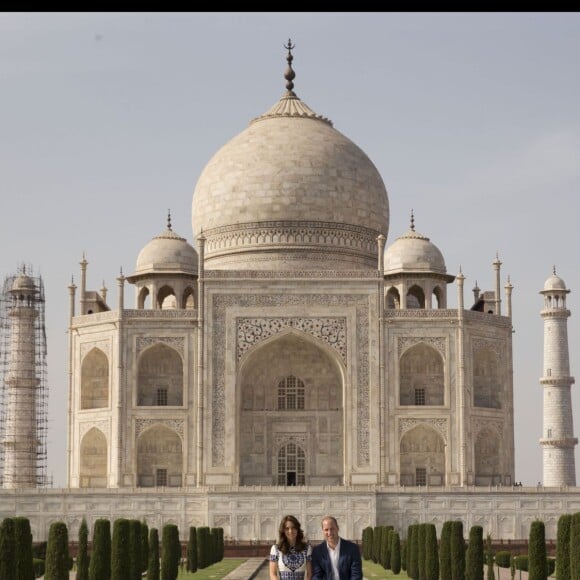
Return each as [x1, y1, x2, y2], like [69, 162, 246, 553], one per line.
[540, 308, 571, 318]
[384, 309, 512, 327]
[539, 437, 578, 447]
[73, 309, 197, 325]
[540, 376, 575, 386]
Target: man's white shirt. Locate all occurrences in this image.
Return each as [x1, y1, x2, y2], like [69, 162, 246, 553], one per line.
[327, 538, 341, 580]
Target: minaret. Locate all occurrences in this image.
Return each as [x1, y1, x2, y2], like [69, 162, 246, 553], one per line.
[2, 270, 41, 488]
[540, 268, 577, 486]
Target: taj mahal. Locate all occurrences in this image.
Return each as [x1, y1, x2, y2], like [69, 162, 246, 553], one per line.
[0, 42, 578, 543]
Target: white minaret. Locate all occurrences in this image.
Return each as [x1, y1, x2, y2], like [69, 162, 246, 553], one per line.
[2, 271, 40, 488]
[540, 268, 577, 486]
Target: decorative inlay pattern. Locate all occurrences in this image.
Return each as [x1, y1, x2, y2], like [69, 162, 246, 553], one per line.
[203, 221, 379, 256]
[274, 434, 308, 449]
[204, 269, 380, 279]
[136, 337, 184, 356]
[79, 420, 109, 439]
[398, 337, 446, 358]
[472, 338, 503, 360]
[212, 293, 370, 467]
[124, 310, 197, 319]
[80, 341, 110, 359]
[473, 418, 503, 439]
[237, 318, 346, 362]
[135, 419, 184, 438]
[214, 514, 231, 527]
[398, 418, 448, 441]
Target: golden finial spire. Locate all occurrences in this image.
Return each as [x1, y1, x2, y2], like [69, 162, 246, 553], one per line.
[284, 38, 296, 94]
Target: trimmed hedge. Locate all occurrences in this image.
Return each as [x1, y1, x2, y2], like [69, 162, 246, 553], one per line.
[111, 518, 130, 580]
[494, 551, 511, 568]
[77, 517, 89, 580]
[466, 525, 484, 580]
[14, 517, 34, 580]
[129, 519, 142, 580]
[440, 521, 453, 580]
[161, 523, 180, 580]
[45, 521, 69, 580]
[0, 518, 16, 580]
[140, 520, 149, 574]
[514, 555, 528, 571]
[556, 513, 571, 580]
[187, 526, 198, 572]
[528, 520, 547, 580]
[147, 528, 160, 580]
[450, 520, 465, 580]
[391, 531, 401, 575]
[570, 512, 580, 580]
[424, 523, 439, 580]
[89, 518, 111, 580]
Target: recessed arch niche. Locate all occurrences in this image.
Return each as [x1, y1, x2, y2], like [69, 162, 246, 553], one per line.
[399, 424, 445, 486]
[238, 331, 344, 486]
[80, 348, 109, 409]
[136, 425, 182, 487]
[80, 427, 107, 488]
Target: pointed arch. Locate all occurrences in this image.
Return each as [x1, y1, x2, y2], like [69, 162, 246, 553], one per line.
[432, 286, 444, 309]
[138, 286, 150, 309]
[81, 348, 109, 409]
[238, 330, 344, 486]
[386, 287, 400, 310]
[407, 285, 425, 309]
[400, 424, 445, 486]
[137, 343, 183, 406]
[80, 427, 108, 488]
[473, 347, 501, 409]
[136, 424, 182, 487]
[182, 286, 196, 310]
[157, 285, 176, 310]
[399, 343, 444, 406]
[474, 428, 501, 485]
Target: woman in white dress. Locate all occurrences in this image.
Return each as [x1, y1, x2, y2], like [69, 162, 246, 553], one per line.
[269, 515, 312, 580]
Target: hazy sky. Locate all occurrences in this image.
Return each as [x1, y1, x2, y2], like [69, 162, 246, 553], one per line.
[1, 12, 580, 488]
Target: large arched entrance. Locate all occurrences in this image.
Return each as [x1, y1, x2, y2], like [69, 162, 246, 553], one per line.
[238, 332, 344, 486]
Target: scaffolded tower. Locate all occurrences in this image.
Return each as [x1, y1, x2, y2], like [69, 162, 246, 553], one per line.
[0, 266, 48, 488]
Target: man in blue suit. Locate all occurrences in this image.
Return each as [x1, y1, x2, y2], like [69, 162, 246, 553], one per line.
[311, 516, 363, 580]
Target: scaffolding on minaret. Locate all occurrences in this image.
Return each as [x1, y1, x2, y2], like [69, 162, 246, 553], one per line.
[0, 265, 49, 488]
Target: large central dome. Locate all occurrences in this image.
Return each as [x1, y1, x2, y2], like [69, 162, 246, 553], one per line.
[192, 45, 389, 270]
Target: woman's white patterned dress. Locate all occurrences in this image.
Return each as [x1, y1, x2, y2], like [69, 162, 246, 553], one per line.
[269, 542, 312, 579]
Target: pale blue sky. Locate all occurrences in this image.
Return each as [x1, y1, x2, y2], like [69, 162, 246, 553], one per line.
[1, 12, 580, 487]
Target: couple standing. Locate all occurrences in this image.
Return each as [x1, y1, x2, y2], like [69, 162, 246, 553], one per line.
[269, 515, 362, 580]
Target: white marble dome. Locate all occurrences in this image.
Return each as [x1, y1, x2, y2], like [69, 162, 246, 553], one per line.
[134, 222, 197, 276]
[11, 273, 35, 292]
[192, 86, 389, 270]
[384, 224, 447, 276]
[543, 270, 568, 292]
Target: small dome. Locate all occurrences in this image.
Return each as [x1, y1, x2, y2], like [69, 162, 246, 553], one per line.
[134, 223, 198, 277]
[384, 224, 447, 276]
[543, 270, 568, 292]
[11, 273, 35, 292]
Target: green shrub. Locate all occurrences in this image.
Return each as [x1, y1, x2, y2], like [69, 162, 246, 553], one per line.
[128, 519, 142, 580]
[466, 525, 483, 580]
[111, 518, 130, 580]
[187, 526, 198, 572]
[140, 520, 149, 574]
[196, 527, 211, 570]
[391, 531, 401, 575]
[380, 527, 390, 569]
[451, 520, 465, 580]
[401, 539, 406, 572]
[485, 534, 494, 580]
[528, 520, 547, 580]
[210, 527, 219, 565]
[495, 551, 511, 568]
[14, 517, 34, 580]
[424, 523, 439, 580]
[418, 524, 426, 580]
[147, 528, 160, 580]
[89, 518, 111, 580]
[556, 513, 571, 580]
[32, 558, 45, 578]
[161, 524, 180, 580]
[372, 525, 382, 564]
[515, 555, 528, 571]
[408, 524, 418, 579]
[77, 517, 89, 580]
[362, 527, 373, 561]
[570, 512, 580, 580]
[547, 557, 555, 576]
[0, 518, 16, 580]
[440, 521, 453, 580]
[45, 521, 69, 580]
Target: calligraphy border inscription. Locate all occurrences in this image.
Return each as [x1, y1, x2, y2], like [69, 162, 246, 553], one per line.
[212, 294, 370, 467]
